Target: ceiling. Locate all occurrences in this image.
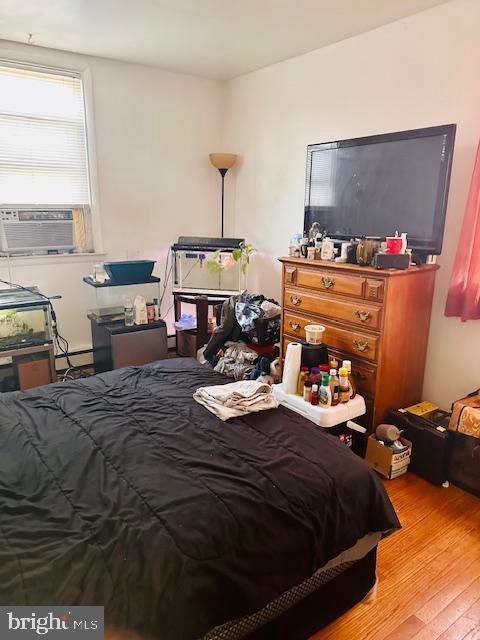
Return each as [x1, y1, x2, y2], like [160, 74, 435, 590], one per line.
[0, 0, 450, 80]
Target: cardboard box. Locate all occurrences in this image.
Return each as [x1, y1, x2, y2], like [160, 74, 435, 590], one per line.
[365, 435, 412, 479]
[449, 389, 480, 438]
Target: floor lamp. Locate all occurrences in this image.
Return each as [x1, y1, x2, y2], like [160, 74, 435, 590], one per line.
[209, 153, 237, 237]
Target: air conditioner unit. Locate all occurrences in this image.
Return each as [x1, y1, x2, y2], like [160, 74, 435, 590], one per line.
[0, 210, 75, 254]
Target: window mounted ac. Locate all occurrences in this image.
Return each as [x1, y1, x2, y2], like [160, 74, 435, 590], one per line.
[0, 210, 75, 254]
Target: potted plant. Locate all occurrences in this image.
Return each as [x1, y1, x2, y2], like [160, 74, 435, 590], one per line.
[205, 241, 255, 276]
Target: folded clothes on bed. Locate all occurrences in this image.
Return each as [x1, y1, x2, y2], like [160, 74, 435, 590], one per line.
[193, 380, 279, 420]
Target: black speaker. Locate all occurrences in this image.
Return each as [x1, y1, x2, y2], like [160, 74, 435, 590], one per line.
[374, 253, 410, 270]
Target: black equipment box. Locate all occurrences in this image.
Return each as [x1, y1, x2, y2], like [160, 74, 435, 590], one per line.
[386, 408, 452, 486]
[374, 253, 411, 270]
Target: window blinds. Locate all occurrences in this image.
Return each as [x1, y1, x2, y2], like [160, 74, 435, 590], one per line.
[307, 149, 335, 207]
[0, 63, 90, 206]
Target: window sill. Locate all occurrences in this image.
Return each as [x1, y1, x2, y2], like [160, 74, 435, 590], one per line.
[0, 252, 107, 266]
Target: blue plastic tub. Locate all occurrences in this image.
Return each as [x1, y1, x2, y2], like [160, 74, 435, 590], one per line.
[103, 260, 155, 284]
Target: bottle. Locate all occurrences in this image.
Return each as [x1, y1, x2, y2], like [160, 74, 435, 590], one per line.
[319, 363, 330, 375]
[342, 360, 357, 399]
[319, 373, 332, 406]
[303, 380, 312, 403]
[146, 303, 156, 323]
[297, 366, 309, 396]
[153, 297, 160, 321]
[329, 368, 340, 406]
[311, 383, 319, 406]
[339, 367, 351, 403]
[124, 300, 134, 327]
[329, 356, 339, 371]
[310, 367, 321, 384]
[134, 295, 148, 325]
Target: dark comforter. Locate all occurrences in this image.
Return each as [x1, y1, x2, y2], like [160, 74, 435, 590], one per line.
[0, 358, 399, 639]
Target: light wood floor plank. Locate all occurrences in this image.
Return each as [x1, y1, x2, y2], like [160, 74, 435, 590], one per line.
[309, 473, 480, 640]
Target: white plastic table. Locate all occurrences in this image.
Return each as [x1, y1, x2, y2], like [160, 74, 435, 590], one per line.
[273, 384, 366, 428]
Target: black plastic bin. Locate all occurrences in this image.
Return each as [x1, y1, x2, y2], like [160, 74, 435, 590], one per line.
[324, 422, 368, 458]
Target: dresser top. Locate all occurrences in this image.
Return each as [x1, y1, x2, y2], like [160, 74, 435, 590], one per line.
[279, 256, 439, 278]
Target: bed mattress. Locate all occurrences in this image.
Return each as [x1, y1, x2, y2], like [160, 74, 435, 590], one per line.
[204, 531, 381, 639]
[0, 358, 399, 639]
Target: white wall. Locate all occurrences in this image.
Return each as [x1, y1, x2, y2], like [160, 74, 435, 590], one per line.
[0, 39, 223, 356]
[221, 0, 480, 409]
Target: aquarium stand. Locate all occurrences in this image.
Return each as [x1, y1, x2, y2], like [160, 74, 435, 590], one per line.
[0, 343, 56, 392]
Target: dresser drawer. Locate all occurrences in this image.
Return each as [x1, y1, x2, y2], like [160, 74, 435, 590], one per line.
[292, 267, 366, 298]
[327, 324, 378, 362]
[283, 312, 379, 362]
[284, 288, 382, 330]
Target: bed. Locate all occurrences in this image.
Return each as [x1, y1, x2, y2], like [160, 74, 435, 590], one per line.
[0, 358, 400, 639]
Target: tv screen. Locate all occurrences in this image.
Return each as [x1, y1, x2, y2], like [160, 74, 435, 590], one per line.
[304, 124, 456, 254]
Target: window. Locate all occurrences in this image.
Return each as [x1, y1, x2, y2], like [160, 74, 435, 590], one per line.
[0, 61, 94, 254]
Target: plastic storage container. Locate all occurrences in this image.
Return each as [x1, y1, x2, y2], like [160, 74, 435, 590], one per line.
[103, 260, 155, 285]
[304, 324, 325, 344]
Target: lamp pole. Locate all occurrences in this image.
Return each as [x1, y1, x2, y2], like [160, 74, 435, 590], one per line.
[219, 168, 228, 238]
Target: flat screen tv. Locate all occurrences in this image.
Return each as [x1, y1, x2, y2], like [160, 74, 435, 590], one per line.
[304, 124, 456, 254]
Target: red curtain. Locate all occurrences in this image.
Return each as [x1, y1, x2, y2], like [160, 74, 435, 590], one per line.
[445, 141, 480, 321]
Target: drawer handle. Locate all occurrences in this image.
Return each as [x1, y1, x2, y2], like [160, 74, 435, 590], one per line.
[355, 310, 372, 323]
[321, 276, 335, 289]
[290, 295, 302, 306]
[353, 339, 370, 352]
[289, 321, 301, 332]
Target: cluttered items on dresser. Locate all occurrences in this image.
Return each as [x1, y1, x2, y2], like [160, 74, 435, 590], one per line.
[290, 230, 413, 270]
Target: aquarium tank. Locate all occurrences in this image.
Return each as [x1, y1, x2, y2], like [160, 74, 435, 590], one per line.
[172, 237, 247, 294]
[0, 288, 53, 351]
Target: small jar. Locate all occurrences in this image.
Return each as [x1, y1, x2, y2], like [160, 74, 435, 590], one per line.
[303, 380, 312, 403]
[307, 246, 316, 260]
[146, 303, 156, 323]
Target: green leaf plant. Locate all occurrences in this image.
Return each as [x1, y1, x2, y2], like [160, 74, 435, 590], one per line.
[205, 242, 255, 276]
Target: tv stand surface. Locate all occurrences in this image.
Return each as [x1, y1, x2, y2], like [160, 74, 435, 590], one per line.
[279, 257, 439, 430]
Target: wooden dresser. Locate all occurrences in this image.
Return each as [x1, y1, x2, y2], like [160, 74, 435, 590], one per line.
[279, 257, 439, 430]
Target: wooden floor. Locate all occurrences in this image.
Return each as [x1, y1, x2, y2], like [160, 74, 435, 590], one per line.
[310, 473, 480, 640]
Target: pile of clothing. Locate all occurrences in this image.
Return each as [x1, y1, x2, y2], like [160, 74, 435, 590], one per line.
[213, 341, 258, 381]
[204, 293, 281, 371]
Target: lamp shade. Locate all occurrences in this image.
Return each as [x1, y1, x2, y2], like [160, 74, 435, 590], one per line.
[209, 153, 237, 170]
